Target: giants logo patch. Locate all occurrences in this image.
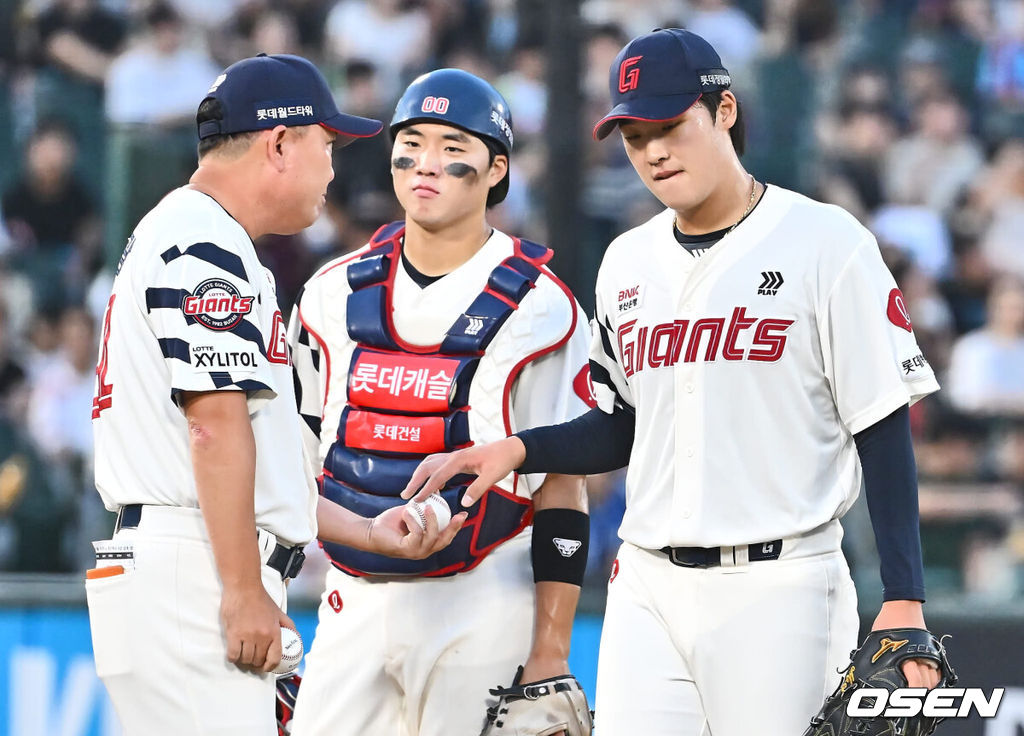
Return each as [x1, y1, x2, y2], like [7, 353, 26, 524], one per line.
[182, 279, 254, 331]
[618, 55, 642, 93]
[887, 288, 912, 332]
[617, 307, 794, 377]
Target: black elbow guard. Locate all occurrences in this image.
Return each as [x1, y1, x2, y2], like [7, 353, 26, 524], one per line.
[531, 508, 589, 586]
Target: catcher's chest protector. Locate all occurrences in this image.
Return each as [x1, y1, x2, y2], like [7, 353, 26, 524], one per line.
[320, 222, 556, 576]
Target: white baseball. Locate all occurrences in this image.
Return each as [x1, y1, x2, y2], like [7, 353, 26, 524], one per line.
[273, 626, 303, 674]
[405, 492, 452, 531]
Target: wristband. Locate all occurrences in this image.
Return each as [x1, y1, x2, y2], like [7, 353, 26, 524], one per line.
[531, 508, 589, 585]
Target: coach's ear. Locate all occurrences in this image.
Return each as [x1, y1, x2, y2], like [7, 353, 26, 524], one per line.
[266, 125, 290, 172]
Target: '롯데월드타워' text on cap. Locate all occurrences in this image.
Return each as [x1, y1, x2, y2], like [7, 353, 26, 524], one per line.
[593, 28, 731, 141]
[197, 53, 383, 141]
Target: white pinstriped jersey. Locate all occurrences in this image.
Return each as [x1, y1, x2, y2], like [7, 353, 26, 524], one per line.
[590, 185, 939, 549]
[92, 187, 317, 546]
[289, 228, 594, 497]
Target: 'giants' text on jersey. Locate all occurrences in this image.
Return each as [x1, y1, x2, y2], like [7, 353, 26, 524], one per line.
[617, 308, 794, 376]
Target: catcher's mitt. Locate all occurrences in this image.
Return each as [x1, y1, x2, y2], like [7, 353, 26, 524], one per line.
[804, 628, 956, 736]
[481, 666, 594, 736]
[276, 673, 301, 736]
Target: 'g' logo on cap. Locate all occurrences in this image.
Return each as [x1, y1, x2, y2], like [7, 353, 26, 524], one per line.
[618, 56, 642, 93]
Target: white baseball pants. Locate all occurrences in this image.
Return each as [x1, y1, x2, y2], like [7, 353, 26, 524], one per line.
[595, 521, 859, 735]
[86, 506, 288, 736]
[290, 531, 535, 736]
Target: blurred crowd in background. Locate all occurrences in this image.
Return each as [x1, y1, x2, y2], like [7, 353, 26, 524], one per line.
[0, 0, 1023, 603]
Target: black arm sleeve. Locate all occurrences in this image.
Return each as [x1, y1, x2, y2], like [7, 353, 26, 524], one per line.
[515, 406, 635, 475]
[854, 404, 926, 602]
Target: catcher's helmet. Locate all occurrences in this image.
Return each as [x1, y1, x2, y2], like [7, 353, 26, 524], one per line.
[390, 68, 513, 205]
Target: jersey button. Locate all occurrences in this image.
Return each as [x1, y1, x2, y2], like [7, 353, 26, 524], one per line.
[681, 509, 692, 519]
[685, 383, 694, 393]
[685, 447, 695, 457]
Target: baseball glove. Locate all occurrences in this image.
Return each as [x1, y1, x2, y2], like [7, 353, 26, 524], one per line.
[480, 666, 594, 736]
[803, 628, 956, 736]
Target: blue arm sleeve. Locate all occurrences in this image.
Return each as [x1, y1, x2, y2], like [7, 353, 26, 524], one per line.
[515, 406, 635, 475]
[854, 404, 927, 602]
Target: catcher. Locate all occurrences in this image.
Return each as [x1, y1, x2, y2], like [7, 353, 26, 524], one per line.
[286, 69, 595, 736]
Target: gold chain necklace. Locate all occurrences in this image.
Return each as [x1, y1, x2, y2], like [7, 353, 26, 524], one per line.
[725, 174, 758, 235]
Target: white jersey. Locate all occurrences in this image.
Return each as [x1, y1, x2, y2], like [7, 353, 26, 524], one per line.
[590, 185, 939, 549]
[92, 187, 318, 546]
[290, 227, 593, 495]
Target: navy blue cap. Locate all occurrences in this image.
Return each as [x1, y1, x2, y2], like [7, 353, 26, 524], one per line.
[197, 54, 383, 140]
[593, 28, 731, 140]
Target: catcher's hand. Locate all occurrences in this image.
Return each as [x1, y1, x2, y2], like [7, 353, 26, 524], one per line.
[481, 666, 594, 736]
[803, 628, 956, 736]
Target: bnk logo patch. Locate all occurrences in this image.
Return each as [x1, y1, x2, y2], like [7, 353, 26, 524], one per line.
[182, 279, 254, 331]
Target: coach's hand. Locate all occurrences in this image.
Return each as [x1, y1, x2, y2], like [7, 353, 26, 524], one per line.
[871, 599, 941, 689]
[401, 437, 527, 506]
[221, 583, 295, 673]
[366, 504, 468, 559]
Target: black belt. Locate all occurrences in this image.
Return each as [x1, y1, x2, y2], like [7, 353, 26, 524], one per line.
[660, 539, 782, 568]
[115, 504, 306, 581]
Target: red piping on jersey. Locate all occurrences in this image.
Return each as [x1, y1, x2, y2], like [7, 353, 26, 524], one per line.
[300, 241, 389, 413]
[592, 94, 703, 140]
[485, 287, 521, 311]
[501, 240, 580, 498]
[382, 232, 448, 355]
[338, 222, 448, 355]
[501, 240, 579, 436]
[314, 244, 372, 279]
[375, 226, 546, 354]
[514, 236, 553, 267]
[297, 306, 333, 415]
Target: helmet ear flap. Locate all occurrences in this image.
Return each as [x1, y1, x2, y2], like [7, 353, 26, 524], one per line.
[482, 138, 509, 207]
[486, 171, 510, 208]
